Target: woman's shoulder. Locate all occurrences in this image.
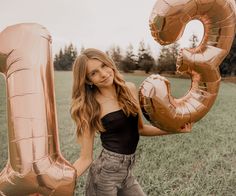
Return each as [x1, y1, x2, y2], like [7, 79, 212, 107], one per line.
[125, 81, 136, 91]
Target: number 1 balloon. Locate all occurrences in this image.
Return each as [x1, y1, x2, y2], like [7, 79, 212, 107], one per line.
[139, 0, 236, 132]
[0, 23, 76, 195]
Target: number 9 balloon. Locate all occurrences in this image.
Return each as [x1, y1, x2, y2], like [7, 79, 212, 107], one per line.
[0, 23, 76, 195]
[139, 0, 236, 132]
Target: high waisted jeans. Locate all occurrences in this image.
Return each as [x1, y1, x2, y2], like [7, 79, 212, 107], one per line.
[85, 148, 146, 196]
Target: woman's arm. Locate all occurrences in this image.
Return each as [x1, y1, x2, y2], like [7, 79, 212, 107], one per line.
[138, 123, 191, 136]
[126, 82, 192, 136]
[73, 127, 95, 177]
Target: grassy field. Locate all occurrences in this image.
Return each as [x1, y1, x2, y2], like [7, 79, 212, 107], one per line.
[0, 71, 236, 196]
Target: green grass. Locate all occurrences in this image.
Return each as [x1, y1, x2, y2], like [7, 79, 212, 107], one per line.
[0, 71, 236, 196]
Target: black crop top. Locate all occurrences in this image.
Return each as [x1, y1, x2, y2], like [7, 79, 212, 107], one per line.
[100, 109, 139, 155]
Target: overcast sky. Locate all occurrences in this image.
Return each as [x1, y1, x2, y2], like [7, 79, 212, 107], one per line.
[1, 0, 203, 56]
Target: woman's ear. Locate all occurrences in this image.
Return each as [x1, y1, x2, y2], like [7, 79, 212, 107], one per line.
[85, 79, 93, 85]
[85, 79, 94, 89]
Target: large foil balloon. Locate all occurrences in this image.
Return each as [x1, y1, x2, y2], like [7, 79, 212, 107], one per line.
[139, 0, 236, 132]
[0, 23, 76, 195]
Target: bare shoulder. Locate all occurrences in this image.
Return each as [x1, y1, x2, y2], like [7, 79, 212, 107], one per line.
[125, 81, 137, 92]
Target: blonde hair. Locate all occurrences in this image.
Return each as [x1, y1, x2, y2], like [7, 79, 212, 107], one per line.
[70, 48, 139, 138]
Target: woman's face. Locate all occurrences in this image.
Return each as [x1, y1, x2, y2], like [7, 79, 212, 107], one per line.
[86, 59, 114, 89]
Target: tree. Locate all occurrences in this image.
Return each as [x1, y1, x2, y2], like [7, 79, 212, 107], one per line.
[54, 43, 78, 70]
[137, 40, 146, 65]
[137, 40, 155, 73]
[120, 44, 137, 72]
[54, 49, 63, 70]
[80, 45, 85, 54]
[189, 33, 199, 48]
[157, 42, 180, 74]
[106, 45, 123, 70]
[220, 35, 236, 76]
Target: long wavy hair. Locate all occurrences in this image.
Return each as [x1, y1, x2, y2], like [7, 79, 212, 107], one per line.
[70, 48, 139, 138]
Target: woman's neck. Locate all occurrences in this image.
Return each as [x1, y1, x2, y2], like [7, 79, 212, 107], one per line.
[97, 85, 117, 99]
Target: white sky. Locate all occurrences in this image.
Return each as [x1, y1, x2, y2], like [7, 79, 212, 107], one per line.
[0, 0, 204, 57]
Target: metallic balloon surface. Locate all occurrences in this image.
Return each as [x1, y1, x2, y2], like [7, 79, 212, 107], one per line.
[139, 0, 236, 132]
[0, 23, 76, 195]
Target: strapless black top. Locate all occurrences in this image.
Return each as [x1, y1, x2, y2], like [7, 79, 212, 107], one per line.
[100, 109, 139, 155]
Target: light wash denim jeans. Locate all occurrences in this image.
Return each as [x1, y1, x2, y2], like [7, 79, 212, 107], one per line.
[85, 148, 146, 196]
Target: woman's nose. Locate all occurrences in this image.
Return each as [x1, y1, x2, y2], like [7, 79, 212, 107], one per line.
[100, 70, 108, 77]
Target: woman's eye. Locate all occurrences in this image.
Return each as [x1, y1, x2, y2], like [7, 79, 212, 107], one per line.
[90, 72, 96, 77]
[102, 64, 107, 68]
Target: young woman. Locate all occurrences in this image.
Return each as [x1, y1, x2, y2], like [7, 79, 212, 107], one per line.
[70, 48, 191, 196]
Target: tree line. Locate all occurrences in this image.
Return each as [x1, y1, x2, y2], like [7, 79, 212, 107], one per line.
[54, 35, 236, 76]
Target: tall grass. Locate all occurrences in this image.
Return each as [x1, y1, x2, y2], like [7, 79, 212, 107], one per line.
[0, 72, 235, 196]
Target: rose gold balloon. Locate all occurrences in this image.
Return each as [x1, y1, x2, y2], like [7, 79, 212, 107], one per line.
[0, 23, 76, 195]
[139, 0, 236, 132]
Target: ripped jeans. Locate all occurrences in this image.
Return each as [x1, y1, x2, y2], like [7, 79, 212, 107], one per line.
[85, 148, 146, 196]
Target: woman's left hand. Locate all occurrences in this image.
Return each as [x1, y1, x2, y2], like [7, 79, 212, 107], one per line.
[179, 122, 192, 133]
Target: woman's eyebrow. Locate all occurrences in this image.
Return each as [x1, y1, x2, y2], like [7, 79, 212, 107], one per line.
[88, 66, 100, 75]
[88, 69, 97, 75]
[88, 63, 105, 75]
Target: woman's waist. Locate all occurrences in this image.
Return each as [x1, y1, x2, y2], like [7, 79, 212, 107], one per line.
[100, 147, 136, 163]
